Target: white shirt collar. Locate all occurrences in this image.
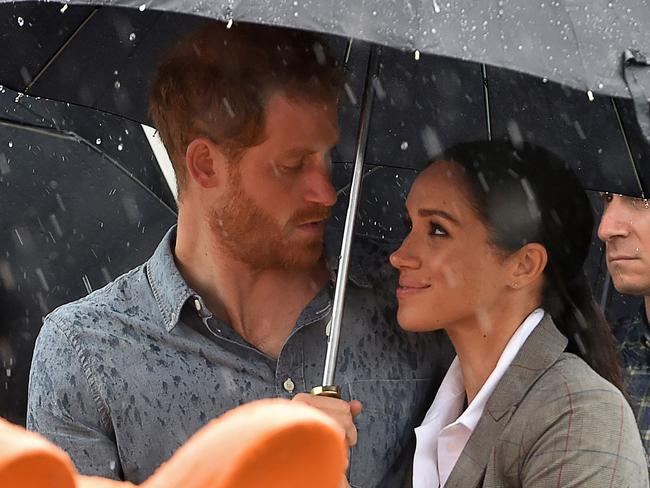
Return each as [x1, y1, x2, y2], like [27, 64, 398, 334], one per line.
[413, 308, 545, 488]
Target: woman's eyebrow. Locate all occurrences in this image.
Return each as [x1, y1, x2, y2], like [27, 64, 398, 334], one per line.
[417, 208, 460, 225]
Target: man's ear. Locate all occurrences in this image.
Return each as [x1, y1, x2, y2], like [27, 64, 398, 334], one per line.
[185, 138, 227, 190]
[508, 243, 548, 290]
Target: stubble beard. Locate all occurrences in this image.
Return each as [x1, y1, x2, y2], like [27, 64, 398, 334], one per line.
[209, 169, 330, 271]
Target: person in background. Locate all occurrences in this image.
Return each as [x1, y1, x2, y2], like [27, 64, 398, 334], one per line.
[391, 140, 648, 487]
[27, 21, 450, 487]
[598, 191, 650, 464]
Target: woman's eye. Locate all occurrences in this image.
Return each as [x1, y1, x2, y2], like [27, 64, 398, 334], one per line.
[430, 222, 448, 236]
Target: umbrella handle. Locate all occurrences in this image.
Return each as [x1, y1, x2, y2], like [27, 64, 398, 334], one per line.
[310, 385, 342, 399]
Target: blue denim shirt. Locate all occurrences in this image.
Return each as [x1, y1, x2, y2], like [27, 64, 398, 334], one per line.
[27, 226, 451, 487]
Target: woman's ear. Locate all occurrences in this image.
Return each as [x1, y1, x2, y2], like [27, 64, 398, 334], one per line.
[508, 243, 548, 290]
[185, 138, 227, 190]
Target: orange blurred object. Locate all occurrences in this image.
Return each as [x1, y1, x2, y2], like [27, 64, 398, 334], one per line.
[0, 399, 347, 488]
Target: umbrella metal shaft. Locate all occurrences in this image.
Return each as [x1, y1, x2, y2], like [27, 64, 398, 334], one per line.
[321, 46, 380, 387]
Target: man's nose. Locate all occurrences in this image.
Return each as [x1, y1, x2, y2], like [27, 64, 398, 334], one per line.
[303, 159, 337, 207]
[597, 201, 630, 242]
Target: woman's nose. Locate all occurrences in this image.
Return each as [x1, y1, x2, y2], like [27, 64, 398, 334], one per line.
[389, 242, 420, 270]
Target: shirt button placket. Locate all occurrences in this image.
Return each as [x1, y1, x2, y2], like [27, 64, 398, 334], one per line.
[276, 337, 304, 398]
[283, 378, 295, 393]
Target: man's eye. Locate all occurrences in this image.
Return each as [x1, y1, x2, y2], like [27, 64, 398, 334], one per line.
[280, 162, 303, 173]
[430, 222, 448, 236]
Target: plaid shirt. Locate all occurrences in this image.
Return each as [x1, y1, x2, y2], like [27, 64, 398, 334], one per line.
[615, 305, 650, 467]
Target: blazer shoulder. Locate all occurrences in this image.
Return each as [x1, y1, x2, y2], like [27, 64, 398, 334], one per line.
[498, 353, 648, 486]
[518, 352, 627, 416]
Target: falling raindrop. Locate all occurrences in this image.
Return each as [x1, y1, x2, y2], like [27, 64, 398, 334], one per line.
[0, 153, 9, 176]
[400, 141, 409, 151]
[114, 80, 121, 89]
[344, 83, 357, 106]
[507, 119, 524, 148]
[138, 4, 146, 11]
[96, 138, 102, 145]
[129, 33, 136, 42]
[60, 4, 68, 13]
[421, 125, 441, 158]
[313, 42, 326, 65]
[414, 50, 421, 61]
[226, 19, 233, 29]
[82, 274, 93, 295]
[117, 143, 124, 151]
[17, 17, 24, 27]
[7, 141, 13, 148]
[586, 90, 594, 102]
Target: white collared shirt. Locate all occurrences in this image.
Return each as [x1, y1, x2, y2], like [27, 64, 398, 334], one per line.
[413, 308, 545, 488]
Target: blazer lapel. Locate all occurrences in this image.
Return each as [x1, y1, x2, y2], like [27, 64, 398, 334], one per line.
[444, 315, 568, 488]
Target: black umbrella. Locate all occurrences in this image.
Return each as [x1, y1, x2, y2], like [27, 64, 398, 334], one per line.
[1, 0, 649, 397]
[0, 87, 177, 424]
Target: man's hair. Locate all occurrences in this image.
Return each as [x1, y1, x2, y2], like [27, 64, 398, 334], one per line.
[149, 21, 345, 195]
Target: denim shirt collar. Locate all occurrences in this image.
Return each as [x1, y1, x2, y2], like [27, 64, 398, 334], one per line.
[145, 226, 196, 332]
[146, 225, 374, 331]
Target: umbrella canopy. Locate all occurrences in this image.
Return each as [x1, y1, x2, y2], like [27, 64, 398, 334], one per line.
[0, 87, 177, 425]
[1, 2, 648, 195]
[2, 0, 650, 100]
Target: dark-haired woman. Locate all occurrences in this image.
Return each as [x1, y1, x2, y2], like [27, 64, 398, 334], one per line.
[390, 140, 648, 487]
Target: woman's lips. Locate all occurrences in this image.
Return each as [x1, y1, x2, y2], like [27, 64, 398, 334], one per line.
[396, 284, 431, 298]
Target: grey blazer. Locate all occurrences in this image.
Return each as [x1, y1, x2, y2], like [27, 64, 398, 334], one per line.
[410, 314, 649, 488]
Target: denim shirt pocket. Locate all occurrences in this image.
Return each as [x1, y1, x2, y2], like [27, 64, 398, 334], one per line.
[346, 378, 433, 488]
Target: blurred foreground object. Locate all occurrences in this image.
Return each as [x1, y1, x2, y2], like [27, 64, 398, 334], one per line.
[0, 398, 347, 488]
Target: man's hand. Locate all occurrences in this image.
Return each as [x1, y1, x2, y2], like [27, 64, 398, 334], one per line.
[291, 393, 363, 447]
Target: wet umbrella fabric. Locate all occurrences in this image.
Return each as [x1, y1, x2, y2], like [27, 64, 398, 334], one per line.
[0, 2, 648, 195]
[1, 0, 650, 100]
[0, 88, 177, 425]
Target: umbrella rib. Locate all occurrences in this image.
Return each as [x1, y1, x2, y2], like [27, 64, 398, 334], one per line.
[481, 64, 492, 140]
[610, 97, 646, 197]
[335, 165, 384, 196]
[24, 9, 100, 94]
[0, 117, 78, 141]
[75, 133, 178, 216]
[0, 117, 177, 216]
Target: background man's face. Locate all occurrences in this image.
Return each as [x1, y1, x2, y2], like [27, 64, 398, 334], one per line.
[598, 193, 650, 296]
[210, 93, 339, 270]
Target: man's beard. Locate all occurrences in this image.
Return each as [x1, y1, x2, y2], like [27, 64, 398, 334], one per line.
[209, 169, 331, 270]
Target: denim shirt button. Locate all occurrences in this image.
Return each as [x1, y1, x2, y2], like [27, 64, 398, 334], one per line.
[283, 378, 295, 393]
